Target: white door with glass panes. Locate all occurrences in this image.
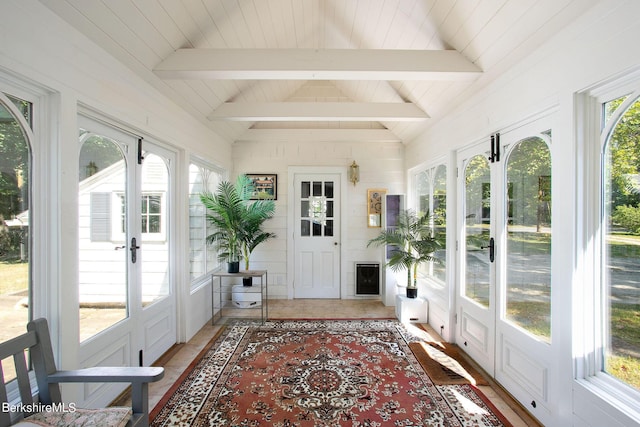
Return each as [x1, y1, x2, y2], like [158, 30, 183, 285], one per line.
[77, 115, 176, 407]
[457, 117, 557, 426]
[293, 173, 341, 298]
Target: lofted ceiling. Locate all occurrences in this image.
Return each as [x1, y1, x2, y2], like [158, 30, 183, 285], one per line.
[39, 0, 597, 144]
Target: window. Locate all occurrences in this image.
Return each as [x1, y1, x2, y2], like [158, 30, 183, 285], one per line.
[506, 137, 552, 341]
[602, 94, 640, 391]
[142, 194, 161, 233]
[413, 163, 447, 286]
[189, 161, 223, 284]
[0, 92, 32, 381]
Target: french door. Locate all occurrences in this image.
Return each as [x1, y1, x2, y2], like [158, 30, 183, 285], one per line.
[77, 115, 176, 407]
[292, 172, 341, 298]
[457, 117, 556, 425]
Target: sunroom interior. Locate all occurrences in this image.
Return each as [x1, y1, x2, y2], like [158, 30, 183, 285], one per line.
[1, 0, 640, 426]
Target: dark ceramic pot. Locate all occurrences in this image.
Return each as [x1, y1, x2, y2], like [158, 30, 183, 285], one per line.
[227, 261, 240, 274]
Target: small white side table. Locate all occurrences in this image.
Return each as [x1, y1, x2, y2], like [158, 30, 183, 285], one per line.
[395, 295, 428, 323]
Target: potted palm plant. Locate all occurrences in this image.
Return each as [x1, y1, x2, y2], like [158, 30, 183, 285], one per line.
[238, 184, 276, 285]
[367, 209, 440, 298]
[200, 175, 276, 280]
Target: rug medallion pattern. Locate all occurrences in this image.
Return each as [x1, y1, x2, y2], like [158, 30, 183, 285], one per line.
[152, 320, 509, 426]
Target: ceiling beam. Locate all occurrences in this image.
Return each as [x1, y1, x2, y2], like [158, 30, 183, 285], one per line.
[154, 49, 481, 81]
[208, 102, 428, 122]
[236, 129, 401, 143]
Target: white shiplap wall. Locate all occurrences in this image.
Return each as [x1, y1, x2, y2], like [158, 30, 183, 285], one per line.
[232, 139, 404, 299]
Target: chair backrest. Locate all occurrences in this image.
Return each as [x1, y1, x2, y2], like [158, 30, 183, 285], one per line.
[0, 318, 62, 427]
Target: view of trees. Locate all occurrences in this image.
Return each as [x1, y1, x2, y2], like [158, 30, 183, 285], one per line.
[0, 97, 30, 261]
[607, 97, 640, 231]
[604, 95, 640, 390]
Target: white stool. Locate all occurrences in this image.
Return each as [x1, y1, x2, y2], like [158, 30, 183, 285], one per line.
[395, 295, 428, 323]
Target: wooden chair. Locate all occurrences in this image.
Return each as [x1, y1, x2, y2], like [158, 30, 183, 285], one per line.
[0, 318, 164, 427]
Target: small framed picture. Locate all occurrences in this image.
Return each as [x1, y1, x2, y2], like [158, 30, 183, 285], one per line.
[367, 188, 386, 227]
[246, 174, 277, 200]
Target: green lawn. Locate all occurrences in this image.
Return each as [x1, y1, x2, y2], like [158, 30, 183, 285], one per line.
[506, 301, 551, 341]
[0, 261, 28, 295]
[608, 303, 640, 389]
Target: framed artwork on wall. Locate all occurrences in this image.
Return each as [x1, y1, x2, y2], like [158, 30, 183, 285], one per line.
[246, 174, 277, 200]
[367, 188, 386, 227]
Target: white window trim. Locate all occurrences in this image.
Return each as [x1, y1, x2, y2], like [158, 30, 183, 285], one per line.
[0, 71, 58, 406]
[575, 69, 640, 417]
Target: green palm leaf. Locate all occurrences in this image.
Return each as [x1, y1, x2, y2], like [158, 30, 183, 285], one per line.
[367, 209, 441, 289]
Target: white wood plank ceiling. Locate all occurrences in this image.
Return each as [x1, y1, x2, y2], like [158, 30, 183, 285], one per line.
[38, 0, 598, 144]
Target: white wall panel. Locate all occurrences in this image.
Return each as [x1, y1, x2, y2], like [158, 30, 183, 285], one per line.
[233, 140, 404, 299]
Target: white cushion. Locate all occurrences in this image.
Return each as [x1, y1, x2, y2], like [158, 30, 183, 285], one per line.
[18, 407, 132, 427]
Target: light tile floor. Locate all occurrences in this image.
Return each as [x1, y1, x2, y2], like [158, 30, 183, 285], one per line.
[144, 299, 539, 427]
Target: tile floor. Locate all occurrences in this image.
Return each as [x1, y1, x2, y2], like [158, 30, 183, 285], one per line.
[144, 299, 539, 427]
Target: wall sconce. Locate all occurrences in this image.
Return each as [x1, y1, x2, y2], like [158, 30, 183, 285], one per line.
[348, 160, 360, 186]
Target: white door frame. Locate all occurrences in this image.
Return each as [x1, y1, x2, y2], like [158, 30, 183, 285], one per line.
[287, 166, 348, 299]
[76, 114, 177, 408]
[455, 112, 558, 425]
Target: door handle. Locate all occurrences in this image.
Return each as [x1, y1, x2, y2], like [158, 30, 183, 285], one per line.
[130, 237, 141, 263]
[481, 237, 495, 263]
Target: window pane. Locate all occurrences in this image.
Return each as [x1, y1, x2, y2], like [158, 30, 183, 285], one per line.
[301, 181, 310, 198]
[464, 155, 491, 307]
[301, 220, 310, 236]
[432, 165, 447, 283]
[0, 96, 31, 381]
[416, 171, 429, 216]
[325, 182, 334, 198]
[325, 220, 334, 236]
[78, 132, 127, 342]
[312, 222, 322, 236]
[414, 165, 447, 285]
[604, 96, 640, 390]
[189, 163, 222, 282]
[505, 137, 552, 341]
[313, 181, 322, 196]
[141, 153, 169, 307]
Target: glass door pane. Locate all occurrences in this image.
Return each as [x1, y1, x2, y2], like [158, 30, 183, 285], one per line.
[300, 180, 334, 237]
[0, 95, 32, 381]
[464, 155, 491, 307]
[505, 137, 552, 341]
[140, 153, 170, 307]
[78, 132, 128, 342]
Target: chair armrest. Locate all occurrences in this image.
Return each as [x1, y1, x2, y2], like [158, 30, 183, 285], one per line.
[47, 367, 164, 384]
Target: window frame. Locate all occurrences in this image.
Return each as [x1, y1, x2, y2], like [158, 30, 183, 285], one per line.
[577, 70, 640, 415]
[0, 72, 55, 411]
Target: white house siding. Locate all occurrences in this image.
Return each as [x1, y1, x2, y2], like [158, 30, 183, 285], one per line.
[77, 155, 170, 304]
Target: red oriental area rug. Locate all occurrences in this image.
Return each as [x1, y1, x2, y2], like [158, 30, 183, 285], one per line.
[151, 320, 512, 426]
